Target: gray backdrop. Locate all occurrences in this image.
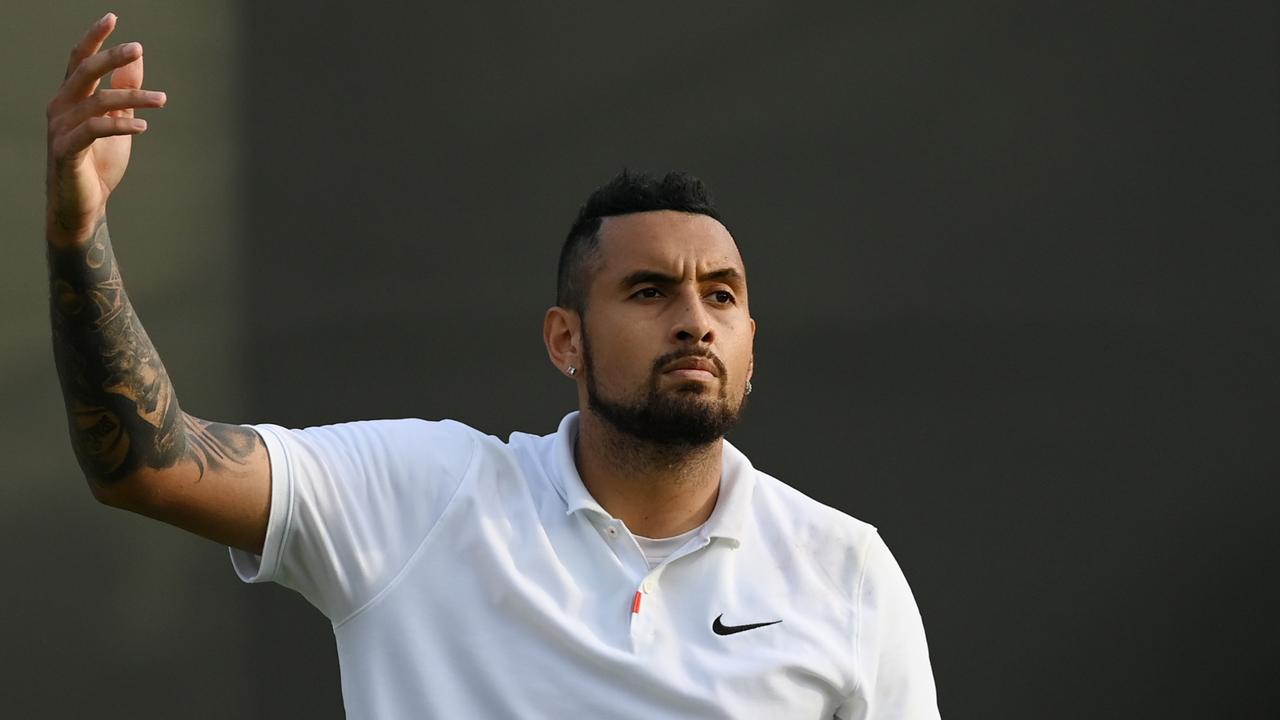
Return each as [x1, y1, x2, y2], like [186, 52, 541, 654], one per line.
[4, 1, 1276, 718]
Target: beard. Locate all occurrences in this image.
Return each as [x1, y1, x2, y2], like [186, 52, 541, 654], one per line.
[583, 331, 747, 448]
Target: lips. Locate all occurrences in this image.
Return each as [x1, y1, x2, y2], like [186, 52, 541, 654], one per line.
[665, 357, 719, 374]
[661, 355, 721, 380]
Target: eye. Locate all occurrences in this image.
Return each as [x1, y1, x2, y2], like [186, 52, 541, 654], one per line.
[633, 287, 663, 299]
[710, 290, 736, 304]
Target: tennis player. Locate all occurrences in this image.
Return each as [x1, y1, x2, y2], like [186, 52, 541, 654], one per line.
[46, 13, 940, 719]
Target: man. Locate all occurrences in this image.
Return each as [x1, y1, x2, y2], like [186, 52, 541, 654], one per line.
[46, 13, 940, 719]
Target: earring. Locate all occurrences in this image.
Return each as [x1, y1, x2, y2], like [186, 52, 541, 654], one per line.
[745, 379, 753, 395]
[567, 366, 577, 376]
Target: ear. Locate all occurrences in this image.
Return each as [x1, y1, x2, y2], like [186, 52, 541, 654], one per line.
[747, 316, 756, 381]
[543, 306, 582, 379]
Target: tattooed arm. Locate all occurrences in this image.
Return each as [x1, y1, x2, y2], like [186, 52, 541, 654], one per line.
[46, 15, 269, 554]
[47, 218, 270, 553]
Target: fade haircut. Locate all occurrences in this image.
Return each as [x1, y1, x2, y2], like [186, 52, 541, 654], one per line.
[556, 169, 726, 313]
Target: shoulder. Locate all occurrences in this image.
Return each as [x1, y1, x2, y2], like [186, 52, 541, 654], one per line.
[251, 416, 491, 482]
[748, 468, 884, 606]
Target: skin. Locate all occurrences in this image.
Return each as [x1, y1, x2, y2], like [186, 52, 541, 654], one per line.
[543, 211, 756, 539]
[46, 14, 269, 554]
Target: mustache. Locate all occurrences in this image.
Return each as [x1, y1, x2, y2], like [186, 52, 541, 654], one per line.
[651, 349, 727, 378]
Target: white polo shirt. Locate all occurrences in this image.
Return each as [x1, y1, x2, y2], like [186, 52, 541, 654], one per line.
[229, 412, 939, 719]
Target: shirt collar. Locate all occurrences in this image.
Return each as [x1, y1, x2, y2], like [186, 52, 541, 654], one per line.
[549, 412, 755, 547]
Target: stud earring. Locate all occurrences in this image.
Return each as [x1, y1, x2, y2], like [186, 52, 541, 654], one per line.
[745, 379, 753, 395]
[567, 366, 577, 376]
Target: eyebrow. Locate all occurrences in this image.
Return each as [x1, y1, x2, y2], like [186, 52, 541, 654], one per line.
[619, 267, 746, 289]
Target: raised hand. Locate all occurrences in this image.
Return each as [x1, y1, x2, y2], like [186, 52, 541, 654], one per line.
[45, 13, 166, 247]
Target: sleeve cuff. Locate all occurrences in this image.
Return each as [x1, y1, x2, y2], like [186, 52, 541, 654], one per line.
[228, 423, 294, 584]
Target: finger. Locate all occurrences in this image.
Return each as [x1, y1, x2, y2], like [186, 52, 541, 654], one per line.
[109, 54, 145, 101]
[54, 89, 166, 131]
[53, 116, 148, 162]
[61, 42, 144, 103]
[64, 13, 117, 80]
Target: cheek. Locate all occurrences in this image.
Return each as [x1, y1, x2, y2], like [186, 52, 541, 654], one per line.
[587, 323, 655, 378]
[716, 318, 753, 363]
[730, 349, 753, 383]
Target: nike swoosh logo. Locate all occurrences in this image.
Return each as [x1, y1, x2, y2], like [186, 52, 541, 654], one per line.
[712, 613, 783, 636]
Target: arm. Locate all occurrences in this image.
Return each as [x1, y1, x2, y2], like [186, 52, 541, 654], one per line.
[46, 14, 270, 554]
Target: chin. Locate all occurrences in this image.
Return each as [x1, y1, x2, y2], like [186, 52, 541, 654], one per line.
[667, 381, 715, 395]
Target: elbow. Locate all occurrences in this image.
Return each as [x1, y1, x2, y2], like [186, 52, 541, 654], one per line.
[86, 474, 131, 509]
[85, 471, 155, 514]
[72, 437, 177, 515]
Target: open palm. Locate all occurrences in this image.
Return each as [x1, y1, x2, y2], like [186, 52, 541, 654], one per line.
[46, 14, 165, 246]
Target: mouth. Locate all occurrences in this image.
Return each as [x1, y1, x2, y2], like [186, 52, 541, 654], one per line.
[664, 367, 718, 381]
[660, 355, 722, 382]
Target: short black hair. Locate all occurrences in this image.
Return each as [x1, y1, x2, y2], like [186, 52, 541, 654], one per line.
[556, 169, 725, 313]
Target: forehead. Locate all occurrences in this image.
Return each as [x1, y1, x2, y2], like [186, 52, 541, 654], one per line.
[595, 210, 744, 276]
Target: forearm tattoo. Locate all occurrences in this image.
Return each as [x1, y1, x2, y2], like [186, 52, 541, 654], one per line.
[48, 218, 256, 484]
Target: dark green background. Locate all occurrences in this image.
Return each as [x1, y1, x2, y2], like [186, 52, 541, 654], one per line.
[5, 2, 1276, 717]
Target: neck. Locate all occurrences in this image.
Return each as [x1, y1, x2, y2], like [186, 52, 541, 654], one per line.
[574, 409, 722, 539]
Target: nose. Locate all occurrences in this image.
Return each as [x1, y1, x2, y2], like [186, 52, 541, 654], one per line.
[670, 289, 715, 346]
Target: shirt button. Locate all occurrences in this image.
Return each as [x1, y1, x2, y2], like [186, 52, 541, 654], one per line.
[642, 579, 655, 593]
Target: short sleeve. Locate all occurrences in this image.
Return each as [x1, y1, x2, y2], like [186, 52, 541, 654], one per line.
[836, 532, 941, 719]
[228, 418, 477, 622]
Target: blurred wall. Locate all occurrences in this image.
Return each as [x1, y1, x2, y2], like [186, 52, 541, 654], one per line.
[4, 2, 1276, 718]
[1, 3, 257, 718]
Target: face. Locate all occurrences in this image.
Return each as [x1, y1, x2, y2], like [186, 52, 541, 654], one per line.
[575, 210, 755, 447]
